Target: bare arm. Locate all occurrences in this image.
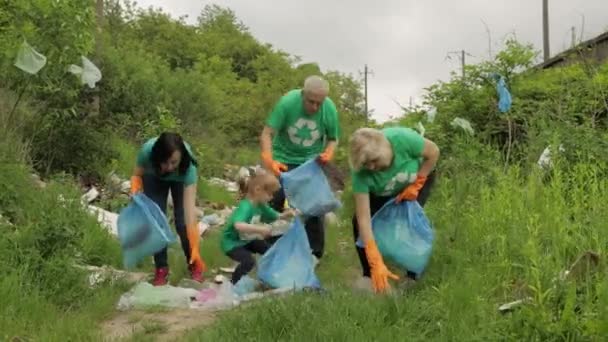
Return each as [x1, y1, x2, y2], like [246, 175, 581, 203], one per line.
[354, 193, 374, 244]
[418, 138, 440, 177]
[183, 183, 198, 227]
[260, 126, 274, 155]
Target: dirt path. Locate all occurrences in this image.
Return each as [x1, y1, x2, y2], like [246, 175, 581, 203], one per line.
[101, 308, 215, 341]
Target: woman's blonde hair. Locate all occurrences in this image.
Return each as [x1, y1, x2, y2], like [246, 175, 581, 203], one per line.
[240, 169, 280, 197]
[349, 127, 391, 171]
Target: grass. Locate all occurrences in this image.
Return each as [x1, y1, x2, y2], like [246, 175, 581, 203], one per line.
[182, 162, 608, 341]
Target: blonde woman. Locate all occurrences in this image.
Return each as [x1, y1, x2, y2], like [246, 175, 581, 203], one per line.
[349, 126, 439, 293]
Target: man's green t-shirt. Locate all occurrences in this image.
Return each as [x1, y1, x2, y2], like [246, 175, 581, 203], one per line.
[136, 137, 198, 185]
[266, 89, 340, 165]
[351, 127, 425, 197]
[220, 198, 280, 253]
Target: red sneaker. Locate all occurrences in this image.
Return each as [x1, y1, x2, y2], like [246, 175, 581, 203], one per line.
[152, 267, 169, 286]
[189, 262, 204, 283]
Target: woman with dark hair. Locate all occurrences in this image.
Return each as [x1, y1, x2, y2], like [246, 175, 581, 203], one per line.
[130, 132, 206, 286]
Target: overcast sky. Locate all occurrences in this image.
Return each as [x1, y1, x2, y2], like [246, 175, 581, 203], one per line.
[132, 0, 608, 122]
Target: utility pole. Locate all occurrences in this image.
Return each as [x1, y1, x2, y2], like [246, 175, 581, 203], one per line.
[571, 26, 576, 48]
[543, 0, 550, 61]
[461, 49, 465, 79]
[446, 50, 469, 79]
[360, 64, 374, 123]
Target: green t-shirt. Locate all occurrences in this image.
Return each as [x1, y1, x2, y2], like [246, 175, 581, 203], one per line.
[266, 89, 340, 165]
[220, 198, 280, 253]
[351, 127, 425, 196]
[136, 137, 198, 185]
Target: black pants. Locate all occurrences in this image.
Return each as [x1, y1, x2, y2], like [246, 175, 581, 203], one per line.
[269, 163, 325, 259]
[143, 174, 191, 268]
[352, 171, 436, 279]
[226, 240, 270, 284]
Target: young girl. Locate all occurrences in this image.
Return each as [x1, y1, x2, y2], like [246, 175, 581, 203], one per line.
[220, 170, 296, 284]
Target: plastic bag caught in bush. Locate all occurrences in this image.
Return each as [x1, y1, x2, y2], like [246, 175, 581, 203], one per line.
[68, 56, 102, 88]
[451, 117, 474, 136]
[356, 199, 434, 277]
[280, 159, 341, 217]
[14, 40, 46, 75]
[117, 194, 176, 268]
[257, 218, 321, 289]
[495, 74, 512, 113]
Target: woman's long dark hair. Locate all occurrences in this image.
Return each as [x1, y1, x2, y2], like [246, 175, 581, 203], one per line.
[150, 132, 192, 175]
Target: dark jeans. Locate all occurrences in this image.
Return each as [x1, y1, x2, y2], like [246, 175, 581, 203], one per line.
[143, 174, 191, 269]
[269, 163, 325, 259]
[352, 171, 436, 279]
[226, 240, 270, 284]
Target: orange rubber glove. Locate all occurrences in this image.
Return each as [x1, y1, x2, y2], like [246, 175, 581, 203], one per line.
[318, 145, 335, 164]
[396, 175, 427, 203]
[187, 223, 206, 271]
[261, 151, 287, 176]
[364, 239, 399, 293]
[130, 175, 143, 195]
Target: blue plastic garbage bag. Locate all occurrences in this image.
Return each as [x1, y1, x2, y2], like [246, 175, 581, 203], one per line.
[356, 199, 434, 276]
[257, 217, 321, 289]
[117, 193, 176, 268]
[491, 73, 512, 113]
[280, 159, 341, 217]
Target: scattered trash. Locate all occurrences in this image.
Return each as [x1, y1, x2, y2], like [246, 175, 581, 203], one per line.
[14, 40, 46, 74]
[498, 298, 531, 313]
[82, 186, 100, 204]
[559, 250, 600, 281]
[120, 181, 131, 193]
[198, 221, 209, 236]
[178, 278, 207, 291]
[219, 266, 236, 274]
[117, 282, 199, 311]
[68, 56, 102, 88]
[258, 218, 322, 290]
[537, 144, 565, 170]
[76, 264, 148, 288]
[451, 117, 475, 135]
[31, 173, 47, 189]
[190, 282, 238, 311]
[281, 159, 341, 217]
[86, 205, 119, 236]
[202, 214, 222, 226]
[214, 275, 226, 284]
[117, 193, 176, 269]
[356, 199, 434, 277]
[208, 177, 239, 193]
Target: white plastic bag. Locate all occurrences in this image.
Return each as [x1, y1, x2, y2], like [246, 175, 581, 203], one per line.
[116, 282, 199, 311]
[14, 40, 46, 75]
[68, 56, 102, 88]
[451, 117, 474, 135]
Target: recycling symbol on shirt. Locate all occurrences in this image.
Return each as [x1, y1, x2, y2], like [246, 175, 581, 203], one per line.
[382, 172, 416, 195]
[287, 118, 321, 147]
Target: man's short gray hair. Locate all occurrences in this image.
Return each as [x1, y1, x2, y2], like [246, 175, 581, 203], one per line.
[303, 75, 329, 94]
